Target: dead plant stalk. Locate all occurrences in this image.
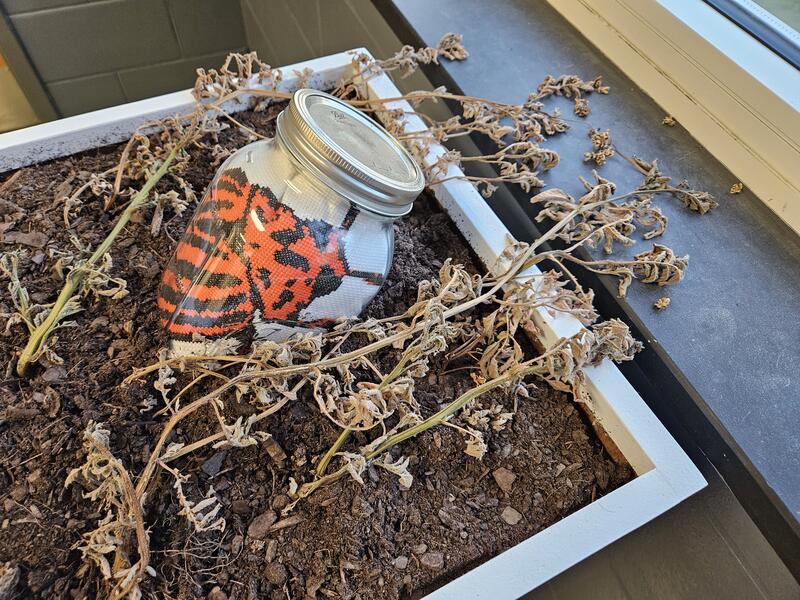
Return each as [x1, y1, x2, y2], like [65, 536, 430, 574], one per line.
[15, 145, 185, 376]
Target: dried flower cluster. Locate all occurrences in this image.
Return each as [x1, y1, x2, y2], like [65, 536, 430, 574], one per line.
[534, 74, 609, 116]
[532, 172, 665, 252]
[584, 128, 615, 166]
[629, 155, 718, 214]
[193, 51, 284, 103]
[340, 32, 468, 85]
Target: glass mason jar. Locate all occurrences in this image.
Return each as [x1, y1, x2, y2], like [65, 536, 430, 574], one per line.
[158, 89, 425, 354]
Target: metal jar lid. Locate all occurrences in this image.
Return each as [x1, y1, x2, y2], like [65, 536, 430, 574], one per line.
[276, 89, 425, 217]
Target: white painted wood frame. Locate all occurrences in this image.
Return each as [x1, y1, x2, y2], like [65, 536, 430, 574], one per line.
[547, 0, 800, 236]
[0, 49, 705, 598]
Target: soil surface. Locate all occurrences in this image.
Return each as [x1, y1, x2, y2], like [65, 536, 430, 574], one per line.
[0, 106, 631, 599]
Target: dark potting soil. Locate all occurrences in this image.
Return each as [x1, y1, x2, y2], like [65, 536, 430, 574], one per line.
[0, 105, 632, 599]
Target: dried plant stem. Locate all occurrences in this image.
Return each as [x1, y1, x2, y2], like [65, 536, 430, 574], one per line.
[216, 110, 269, 140]
[316, 428, 352, 476]
[108, 132, 140, 210]
[145, 370, 310, 471]
[350, 91, 524, 112]
[214, 87, 292, 103]
[303, 343, 568, 497]
[93, 445, 149, 600]
[16, 146, 182, 377]
[124, 355, 255, 383]
[0, 170, 22, 194]
[380, 339, 420, 389]
[615, 148, 645, 173]
[434, 174, 529, 186]
[368, 364, 528, 458]
[366, 337, 568, 460]
[553, 254, 673, 274]
[160, 396, 287, 464]
[157, 368, 231, 417]
[135, 382, 230, 497]
[316, 338, 420, 475]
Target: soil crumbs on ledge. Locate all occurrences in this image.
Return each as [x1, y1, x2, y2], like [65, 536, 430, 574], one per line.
[0, 106, 631, 599]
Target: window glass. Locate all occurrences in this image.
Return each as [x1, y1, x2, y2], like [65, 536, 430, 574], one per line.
[751, 0, 800, 31]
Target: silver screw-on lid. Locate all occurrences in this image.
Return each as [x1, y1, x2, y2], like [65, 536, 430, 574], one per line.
[276, 89, 424, 217]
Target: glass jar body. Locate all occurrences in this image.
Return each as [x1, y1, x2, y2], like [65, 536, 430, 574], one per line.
[158, 137, 395, 351]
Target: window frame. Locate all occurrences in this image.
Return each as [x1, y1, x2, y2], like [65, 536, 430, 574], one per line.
[547, 0, 800, 235]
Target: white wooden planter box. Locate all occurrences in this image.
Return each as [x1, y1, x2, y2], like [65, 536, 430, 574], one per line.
[0, 50, 705, 598]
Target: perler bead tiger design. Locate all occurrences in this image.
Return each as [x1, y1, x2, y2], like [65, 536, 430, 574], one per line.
[157, 167, 384, 346]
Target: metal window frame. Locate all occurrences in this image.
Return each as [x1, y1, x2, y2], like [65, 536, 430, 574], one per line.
[704, 0, 800, 68]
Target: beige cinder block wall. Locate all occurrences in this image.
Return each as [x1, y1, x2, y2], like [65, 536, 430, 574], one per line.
[0, 0, 447, 122]
[240, 0, 441, 101]
[0, 0, 247, 117]
[0, 51, 38, 132]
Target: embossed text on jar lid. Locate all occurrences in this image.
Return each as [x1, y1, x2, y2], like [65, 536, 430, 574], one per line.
[276, 88, 425, 217]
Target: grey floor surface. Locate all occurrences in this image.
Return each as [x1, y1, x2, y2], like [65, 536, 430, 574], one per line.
[524, 464, 797, 600]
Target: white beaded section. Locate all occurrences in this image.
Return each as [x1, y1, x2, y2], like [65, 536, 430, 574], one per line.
[298, 275, 380, 321]
[280, 172, 349, 223]
[343, 212, 390, 275]
[253, 320, 323, 342]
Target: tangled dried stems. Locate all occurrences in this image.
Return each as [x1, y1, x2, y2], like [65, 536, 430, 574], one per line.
[13, 118, 206, 376]
[65, 422, 152, 600]
[120, 199, 642, 510]
[6, 34, 623, 377]
[1, 36, 719, 597]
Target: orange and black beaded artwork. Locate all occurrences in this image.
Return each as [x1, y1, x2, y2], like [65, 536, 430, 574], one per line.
[157, 167, 383, 345]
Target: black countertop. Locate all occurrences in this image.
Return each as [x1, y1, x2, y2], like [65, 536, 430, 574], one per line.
[375, 0, 800, 572]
